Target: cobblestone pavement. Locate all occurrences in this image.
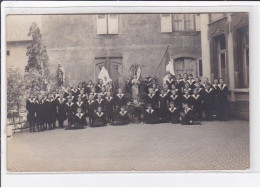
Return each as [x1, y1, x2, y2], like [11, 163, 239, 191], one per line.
[7, 120, 249, 172]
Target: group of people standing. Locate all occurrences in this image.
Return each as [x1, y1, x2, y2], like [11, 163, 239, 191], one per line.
[26, 72, 229, 132]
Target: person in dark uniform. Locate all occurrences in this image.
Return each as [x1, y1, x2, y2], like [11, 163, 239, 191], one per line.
[125, 75, 133, 96]
[89, 87, 98, 100]
[45, 93, 56, 130]
[202, 77, 211, 89]
[66, 108, 87, 130]
[152, 83, 160, 97]
[176, 74, 184, 91]
[204, 83, 215, 121]
[212, 78, 219, 118]
[165, 73, 175, 89]
[167, 101, 180, 124]
[183, 83, 192, 95]
[91, 106, 106, 127]
[182, 89, 192, 107]
[182, 73, 189, 89]
[191, 88, 203, 120]
[95, 93, 105, 110]
[26, 93, 37, 132]
[78, 89, 87, 103]
[145, 88, 158, 109]
[95, 79, 104, 93]
[114, 88, 127, 111]
[56, 92, 67, 128]
[86, 94, 95, 125]
[143, 103, 161, 124]
[163, 84, 171, 97]
[180, 103, 201, 125]
[194, 77, 201, 85]
[86, 80, 94, 94]
[104, 91, 114, 124]
[65, 97, 75, 129]
[78, 83, 84, 93]
[111, 106, 130, 126]
[100, 86, 107, 99]
[143, 73, 153, 93]
[71, 84, 79, 97]
[67, 91, 76, 103]
[170, 84, 181, 95]
[75, 96, 86, 115]
[168, 89, 181, 109]
[187, 74, 196, 89]
[35, 94, 46, 132]
[217, 78, 229, 121]
[158, 89, 169, 122]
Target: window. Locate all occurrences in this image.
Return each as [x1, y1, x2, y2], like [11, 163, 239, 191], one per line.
[160, 14, 173, 33]
[212, 34, 228, 82]
[174, 57, 197, 77]
[235, 26, 249, 88]
[161, 14, 196, 32]
[198, 59, 203, 77]
[7, 50, 10, 56]
[96, 14, 119, 35]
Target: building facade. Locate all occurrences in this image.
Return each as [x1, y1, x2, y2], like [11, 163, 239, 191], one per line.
[6, 15, 42, 75]
[204, 13, 249, 120]
[41, 14, 202, 86]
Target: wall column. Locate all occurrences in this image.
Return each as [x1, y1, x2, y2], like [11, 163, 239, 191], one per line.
[227, 14, 236, 101]
[200, 14, 211, 82]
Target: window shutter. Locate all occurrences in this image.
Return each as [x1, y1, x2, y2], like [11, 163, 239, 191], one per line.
[184, 14, 195, 31]
[173, 14, 184, 31]
[161, 14, 172, 33]
[108, 14, 119, 34]
[97, 14, 108, 35]
[195, 14, 201, 31]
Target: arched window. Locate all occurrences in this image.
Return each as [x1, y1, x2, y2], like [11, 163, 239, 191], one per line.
[174, 57, 197, 77]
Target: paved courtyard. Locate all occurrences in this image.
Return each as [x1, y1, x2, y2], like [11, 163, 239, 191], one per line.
[7, 120, 249, 172]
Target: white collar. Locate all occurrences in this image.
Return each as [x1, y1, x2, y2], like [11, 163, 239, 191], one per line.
[88, 100, 95, 104]
[170, 95, 178, 99]
[76, 101, 83, 106]
[28, 98, 35, 103]
[76, 113, 84, 118]
[46, 98, 53, 102]
[58, 98, 66, 103]
[218, 84, 227, 90]
[117, 93, 124, 98]
[120, 111, 127, 115]
[169, 107, 177, 112]
[146, 109, 154, 113]
[96, 112, 104, 117]
[106, 96, 112, 101]
[148, 93, 155, 98]
[192, 94, 200, 99]
[72, 89, 78, 92]
[66, 102, 74, 106]
[97, 99, 103, 103]
[184, 108, 192, 114]
[206, 88, 213, 93]
[183, 95, 190, 99]
[160, 93, 167, 98]
[79, 94, 86, 97]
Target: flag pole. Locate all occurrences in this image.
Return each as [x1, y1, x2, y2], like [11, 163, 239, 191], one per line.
[153, 45, 170, 78]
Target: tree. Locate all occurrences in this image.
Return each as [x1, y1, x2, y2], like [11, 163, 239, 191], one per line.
[25, 22, 50, 92]
[7, 69, 25, 113]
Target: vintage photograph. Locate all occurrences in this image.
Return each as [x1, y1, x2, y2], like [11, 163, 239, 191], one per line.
[6, 13, 249, 172]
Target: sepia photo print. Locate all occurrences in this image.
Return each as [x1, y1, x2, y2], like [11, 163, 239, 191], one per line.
[6, 13, 249, 172]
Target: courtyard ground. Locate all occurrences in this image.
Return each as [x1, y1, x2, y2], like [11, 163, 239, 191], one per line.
[7, 120, 249, 172]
